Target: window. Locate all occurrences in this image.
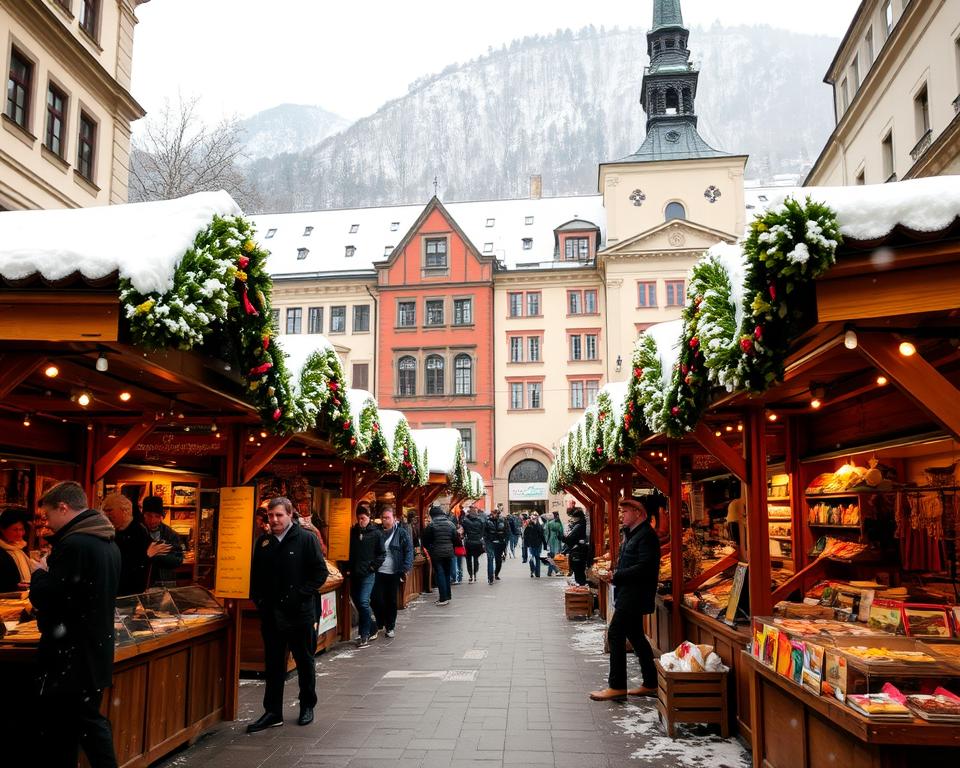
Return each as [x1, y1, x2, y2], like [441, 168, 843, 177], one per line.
[526, 292, 540, 316]
[483, 242, 493, 254]
[454, 354, 472, 395]
[882, 0, 893, 37]
[457, 427, 474, 462]
[915, 84, 930, 137]
[850, 55, 860, 90]
[564, 237, 590, 260]
[638, 281, 657, 307]
[510, 383, 524, 410]
[584, 334, 598, 361]
[330, 305, 346, 333]
[584, 289, 597, 314]
[525, 216, 534, 225]
[882, 131, 895, 181]
[508, 292, 523, 317]
[308, 307, 324, 334]
[425, 299, 444, 326]
[397, 301, 416, 327]
[425, 237, 447, 268]
[666, 280, 686, 307]
[586, 380, 599, 407]
[568, 291, 582, 315]
[303, 226, 313, 236]
[527, 337, 540, 362]
[384, 245, 393, 256]
[345, 245, 355, 258]
[349, 223, 359, 233]
[45, 83, 66, 157]
[570, 380, 584, 410]
[509, 337, 523, 363]
[855, 169, 865, 185]
[285, 307, 302, 334]
[265, 228, 277, 239]
[665, 201, 686, 221]
[77, 111, 96, 181]
[353, 304, 370, 332]
[570, 379, 600, 410]
[390, 221, 399, 231]
[352, 363, 369, 391]
[453, 298, 472, 325]
[527, 382, 542, 409]
[79, 0, 99, 40]
[269, 308, 280, 332]
[522, 238, 533, 250]
[425, 355, 445, 395]
[6, 49, 32, 129]
[570, 335, 582, 361]
[865, 27, 874, 64]
[839, 77, 849, 112]
[398, 357, 416, 396]
[297, 248, 309, 260]
[486, 218, 495, 227]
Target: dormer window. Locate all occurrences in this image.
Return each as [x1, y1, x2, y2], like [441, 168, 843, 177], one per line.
[483, 242, 494, 254]
[525, 216, 534, 225]
[265, 228, 277, 239]
[297, 248, 309, 260]
[349, 224, 359, 233]
[522, 238, 533, 250]
[345, 245, 356, 258]
[384, 246, 393, 256]
[390, 221, 399, 231]
[303, 226, 313, 236]
[486, 218, 495, 227]
[564, 237, 590, 261]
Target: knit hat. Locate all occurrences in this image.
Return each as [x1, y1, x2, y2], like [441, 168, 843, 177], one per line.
[428, 505, 444, 518]
[141, 496, 164, 515]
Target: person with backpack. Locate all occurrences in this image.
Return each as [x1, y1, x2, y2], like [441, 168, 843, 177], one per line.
[506, 508, 521, 558]
[523, 513, 548, 578]
[460, 506, 485, 583]
[420, 506, 457, 605]
[483, 507, 508, 584]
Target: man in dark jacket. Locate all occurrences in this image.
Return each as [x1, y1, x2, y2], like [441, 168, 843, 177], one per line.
[562, 507, 590, 586]
[460, 506, 485, 582]
[347, 504, 385, 647]
[505, 508, 520, 558]
[483, 507, 508, 584]
[590, 498, 661, 701]
[141, 495, 184, 587]
[371, 506, 413, 637]
[30, 481, 121, 768]
[248, 497, 328, 732]
[420, 505, 456, 605]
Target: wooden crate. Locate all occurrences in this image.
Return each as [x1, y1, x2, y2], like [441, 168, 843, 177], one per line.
[655, 659, 729, 739]
[564, 590, 593, 620]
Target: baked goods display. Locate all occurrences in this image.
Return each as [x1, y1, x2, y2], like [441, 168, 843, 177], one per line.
[905, 694, 960, 721]
[846, 693, 911, 719]
[842, 646, 937, 663]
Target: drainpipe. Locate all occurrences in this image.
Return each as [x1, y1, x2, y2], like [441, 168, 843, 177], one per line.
[364, 283, 378, 396]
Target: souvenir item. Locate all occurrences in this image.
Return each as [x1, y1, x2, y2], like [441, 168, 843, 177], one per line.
[801, 642, 824, 694]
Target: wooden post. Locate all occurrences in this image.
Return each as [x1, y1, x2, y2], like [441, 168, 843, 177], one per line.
[223, 425, 244, 722]
[785, 416, 806, 572]
[93, 419, 156, 482]
[631, 456, 670, 495]
[240, 435, 293, 484]
[668, 441, 683, 645]
[746, 407, 772, 616]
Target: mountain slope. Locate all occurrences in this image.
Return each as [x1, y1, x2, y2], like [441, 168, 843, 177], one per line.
[246, 25, 838, 212]
[238, 103, 352, 163]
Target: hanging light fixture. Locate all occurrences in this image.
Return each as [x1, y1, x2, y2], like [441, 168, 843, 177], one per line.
[843, 328, 858, 350]
[44, 364, 59, 378]
[95, 353, 109, 372]
[77, 391, 92, 407]
[898, 341, 916, 357]
[876, 375, 888, 386]
[118, 391, 132, 402]
[22, 413, 32, 427]
[768, 413, 778, 422]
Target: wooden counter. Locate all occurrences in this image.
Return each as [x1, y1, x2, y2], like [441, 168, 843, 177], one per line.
[401, 558, 427, 607]
[746, 652, 960, 768]
[0, 617, 229, 768]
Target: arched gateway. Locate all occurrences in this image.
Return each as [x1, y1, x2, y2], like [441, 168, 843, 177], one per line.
[507, 458, 548, 517]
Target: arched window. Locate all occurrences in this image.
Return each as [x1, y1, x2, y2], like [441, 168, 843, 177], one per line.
[665, 202, 686, 221]
[398, 356, 416, 396]
[425, 355, 445, 395]
[454, 354, 472, 395]
[665, 88, 680, 115]
[508, 459, 548, 483]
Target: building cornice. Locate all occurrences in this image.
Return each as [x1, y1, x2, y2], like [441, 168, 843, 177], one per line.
[493, 270, 600, 287]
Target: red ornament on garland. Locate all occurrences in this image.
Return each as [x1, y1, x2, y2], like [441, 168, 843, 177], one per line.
[671, 406, 680, 416]
[328, 381, 338, 391]
[768, 284, 777, 300]
[740, 337, 754, 354]
[248, 361, 273, 376]
[689, 337, 699, 348]
[242, 288, 259, 316]
[343, 420, 351, 430]
[754, 325, 764, 340]
[272, 408, 281, 421]
[238, 255, 250, 269]
[634, 367, 643, 378]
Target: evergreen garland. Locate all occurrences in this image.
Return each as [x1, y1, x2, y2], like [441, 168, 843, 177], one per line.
[662, 286, 709, 437]
[634, 333, 668, 435]
[392, 419, 425, 486]
[359, 400, 395, 474]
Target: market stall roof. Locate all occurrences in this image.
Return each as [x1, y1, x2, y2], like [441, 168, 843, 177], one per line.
[409, 428, 462, 475]
[0, 192, 241, 292]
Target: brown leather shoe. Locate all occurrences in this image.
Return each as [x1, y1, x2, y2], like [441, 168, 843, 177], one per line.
[589, 688, 628, 701]
[628, 686, 657, 696]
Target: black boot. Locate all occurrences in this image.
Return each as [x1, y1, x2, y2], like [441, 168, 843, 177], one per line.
[247, 712, 283, 733]
[297, 706, 314, 726]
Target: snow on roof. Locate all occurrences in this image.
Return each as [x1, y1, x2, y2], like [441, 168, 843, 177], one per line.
[647, 319, 685, 391]
[377, 409, 409, 451]
[409, 428, 463, 475]
[346, 389, 376, 424]
[469, 471, 486, 498]
[275, 333, 336, 381]
[599, 380, 630, 423]
[768, 176, 960, 241]
[253, 194, 605, 277]
[705, 241, 748, 336]
[0, 191, 241, 294]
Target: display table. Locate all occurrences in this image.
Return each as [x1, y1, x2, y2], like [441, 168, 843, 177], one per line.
[746, 653, 960, 768]
[401, 556, 427, 607]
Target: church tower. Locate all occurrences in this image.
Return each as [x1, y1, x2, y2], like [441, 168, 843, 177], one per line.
[597, 0, 748, 383]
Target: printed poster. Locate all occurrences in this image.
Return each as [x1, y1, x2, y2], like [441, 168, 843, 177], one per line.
[326, 497, 353, 563]
[213, 486, 256, 599]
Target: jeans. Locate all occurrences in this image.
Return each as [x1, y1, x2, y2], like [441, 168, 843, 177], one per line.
[350, 571, 376, 639]
[371, 571, 401, 631]
[527, 545, 542, 577]
[432, 557, 453, 601]
[485, 543, 503, 581]
[451, 555, 464, 583]
[261, 615, 317, 714]
[546, 544, 559, 575]
[607, 604, 656, 690]
[522, 543, 528, 562]
[507, 533, 518, 557]
[466, 552, 480, 578]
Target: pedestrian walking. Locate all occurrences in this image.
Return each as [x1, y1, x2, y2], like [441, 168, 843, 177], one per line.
[371, 506, 413, 638]
[590, 498, 660, 701]
[483, 506, 508, 584]
[347, 503, 385, 647]
[523, 513, 547, 578]
[460, 505, 485, 582]
[450, 508, 465, 584]
[248, 497, 328, 732]
[506, 507, 520, 558]
[30, 481, 121, 767]
[520, 513, 530, 562]
[543, 511, 564, 576]
[421, 505, 457, 605]
[562, 507, 590, 586]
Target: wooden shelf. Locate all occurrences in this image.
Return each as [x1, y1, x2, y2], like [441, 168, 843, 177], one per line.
[808, 523, 861, 529]
[769, 535, 793, 541]
[804, 492, 871, 500]
[166, 504, 197, 510]
[767, 497, 791, 502]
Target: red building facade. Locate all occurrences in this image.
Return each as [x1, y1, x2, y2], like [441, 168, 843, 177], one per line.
[376, 198, 496, 503]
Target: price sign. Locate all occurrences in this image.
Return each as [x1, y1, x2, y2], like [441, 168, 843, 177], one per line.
[213, 486, 255, 599]
[326, 497, 353, 563]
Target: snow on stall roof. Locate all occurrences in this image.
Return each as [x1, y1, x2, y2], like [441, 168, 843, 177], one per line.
[377, 409, 409, 450]
[599, 380, 630, 422]
[346, 389, 376, 424]
[647, 319, 685, 391]
[767, 176, 960, 241]
[469, 471, 486, 496]
[409, 428, 463, 475]
[705, 242, 748, 336]
[0, 191, 241, 294]
[274, 333, 336, 382]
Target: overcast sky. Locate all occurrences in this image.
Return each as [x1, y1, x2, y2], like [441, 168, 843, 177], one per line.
[131, 0, 862, 125]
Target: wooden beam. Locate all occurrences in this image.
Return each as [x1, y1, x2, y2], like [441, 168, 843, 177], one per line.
[93, 419, 156, 482]
[770, 558, 828, 605]
[857, 332, 960, 441]
[684, 551, 739, 592]
[668, 441, 684, 645]
[631, 456, 669, 495]
[0, 294, 120, 341]
[240, 435, 293, 485]
[0, 354, 45, 399]
[745, 408, 773, 616]
[693, 422, 747, 482]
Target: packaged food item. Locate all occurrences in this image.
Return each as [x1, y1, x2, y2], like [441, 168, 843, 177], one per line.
[847, 693, 911, 719]
[801, 642, 825, 694]
[905, 694, 960, 722]
[790, 640, 805, 684]
[821, 650, 848, 702]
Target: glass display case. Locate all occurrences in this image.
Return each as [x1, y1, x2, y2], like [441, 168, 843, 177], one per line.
[113, 586, 226, 646]
[168, 585, 226, 624]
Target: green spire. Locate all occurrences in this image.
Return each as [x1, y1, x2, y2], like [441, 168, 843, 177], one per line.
[652, 0, 684, 30]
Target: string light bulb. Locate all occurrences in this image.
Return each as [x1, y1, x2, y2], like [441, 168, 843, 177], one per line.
[843, 329, 858, 350]
[876, 375, 888, 386]
[119, 391, 132, 402]
[22, 413, 31, 427]
[768, 413, 778, 422]
[811, 398, 822, 409]
[95, 354, 109, 372]
[44, 364, 59, 378]
[77, 391, 91, 407]
[898, 341, 916, 357]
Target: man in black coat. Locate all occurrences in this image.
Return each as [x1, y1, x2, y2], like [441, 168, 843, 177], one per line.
[30, 481, 121, 768]
[420, 505, 457, 605]
[590, 497, 661, 701]
[482, 507, 508, 584]
[248, 497, 328, 732]
[347, 504, 386, 647]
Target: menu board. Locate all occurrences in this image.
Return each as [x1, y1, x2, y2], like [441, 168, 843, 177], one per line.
[213, 486, 256, 599]
[724, 562, 750, 626]
[326, 497, 353, 563]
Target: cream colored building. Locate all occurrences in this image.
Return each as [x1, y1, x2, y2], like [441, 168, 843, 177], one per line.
[807, 0, 960, 185]
[1, 0, 147, 210]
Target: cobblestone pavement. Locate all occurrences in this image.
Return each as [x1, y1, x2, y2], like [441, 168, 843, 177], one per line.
[159, 556, 750, 768]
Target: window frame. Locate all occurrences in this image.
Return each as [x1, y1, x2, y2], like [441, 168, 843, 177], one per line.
[637, 281, 657, 308]
[881, 129, 895, 180]
[453, 297, 473, 326]
[508, 292, 523, 318]
[665, 280, 686, 307]
[397, 300, 416, 328]
[455, 425, 474, 462]
[567, 290, 583, 316]
[397, 356, 417, 396]
[423, 236, 449, 270]
[509, 336, 524, 363]
[563, 236, 591, 261]
[569, 334, 583, 361]
[527, 336, 541, 363]
[352, 304, 370, 333]
[526, 291, 541, 317]
[352, 362, 370, 391]
[454, 354, 473, 395]
[425, 354, 445, 396]
[329, 305, 346, 334]
[77, 110, 97, 182]
[307, 306, 324, 334]
[665, 201, 686, 221]
[569, 377, 601, 410]
[45, 81, 67, 157]
[914, 83, 930, 137]
[424, 298, 445, 327]
[285, 307, 302, 335]
[79, 0, 100, 42]
[510, 382, 524, 410]
[584, 289, 598, 315]
[6, 47, 33, 130]
[526, 381, 542, 410]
